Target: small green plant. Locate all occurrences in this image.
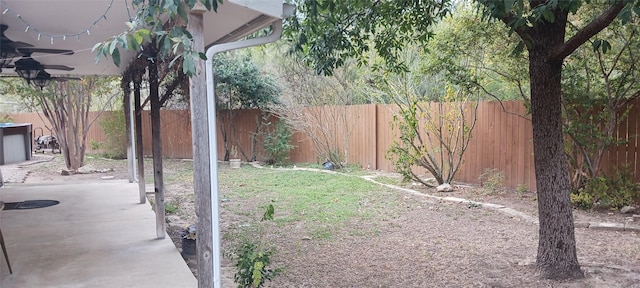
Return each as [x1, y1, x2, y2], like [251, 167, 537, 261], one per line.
[165, 197, 182, 214]
[263, 120, 294, 165]
[261, 203, 275, 221]
[478, 168, 504, 194]
[90, 140, 102, 151]
[228, 241, 280, 288]
[516, 184, 527, 194]
[231, 145, 239, 159]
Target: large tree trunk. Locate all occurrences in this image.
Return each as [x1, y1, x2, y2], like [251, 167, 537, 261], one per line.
[529, 19, 582, 280]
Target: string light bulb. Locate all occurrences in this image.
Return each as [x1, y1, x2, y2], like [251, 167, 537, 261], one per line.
[0, 0, 116, 42]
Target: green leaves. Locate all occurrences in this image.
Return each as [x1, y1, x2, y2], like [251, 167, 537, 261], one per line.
[592, 39, 612, 53]
[229, 241, 280, 288]
[93, 0, 222, 75]
[286, 0, 453, 75]
[261, 204, 275, 221]
[212, 53, 280, 110]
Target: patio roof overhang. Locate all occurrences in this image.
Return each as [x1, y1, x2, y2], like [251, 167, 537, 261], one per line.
[0, 0, 287, 77]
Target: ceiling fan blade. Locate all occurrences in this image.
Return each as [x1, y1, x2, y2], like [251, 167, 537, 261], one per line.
[42, 64, 74, 71]
[0, 25, 34, 48]
[18, 47, 74, 55]
[4, 41, 33, 48]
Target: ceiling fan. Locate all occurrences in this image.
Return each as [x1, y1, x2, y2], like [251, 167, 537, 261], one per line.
[1, 24, 75, 76]
[0, 69, 80, 90]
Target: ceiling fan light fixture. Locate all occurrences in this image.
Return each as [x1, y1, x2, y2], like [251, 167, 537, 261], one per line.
[15, 56, 44, 80]
[16, 67, 42, 80]
[32, 71, 51, 89]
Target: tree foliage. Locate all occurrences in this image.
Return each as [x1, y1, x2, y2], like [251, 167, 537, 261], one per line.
[213, 52, 280, 161]
[214, 53, 280, 110]
[562, 5, 640, 200]
[93, 0, 222, 76]
[287, 0, 451, 74]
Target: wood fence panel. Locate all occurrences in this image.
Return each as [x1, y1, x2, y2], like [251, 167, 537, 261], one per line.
[159, 110, 193, 158]
[140, 110, 153, 156]
[11, 99, 640, 191]
[375, 104, 399, 172]
[345, 104, 376, 169]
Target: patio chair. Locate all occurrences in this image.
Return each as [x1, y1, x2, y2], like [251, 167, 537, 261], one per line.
[0, 201, 12, 274]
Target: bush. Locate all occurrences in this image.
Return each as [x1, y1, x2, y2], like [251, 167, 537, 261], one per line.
[230, 241, 280, 288]
[478, 168, 504, 194]
[263, 121, 294, 165]
[571, 166, 640, 209]
[98, 111, 127, 159]
[0, 114, 13, 123]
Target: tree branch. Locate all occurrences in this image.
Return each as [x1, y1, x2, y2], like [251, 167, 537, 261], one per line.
[159, 71, 187, 105]
[553, 1, 625, 60]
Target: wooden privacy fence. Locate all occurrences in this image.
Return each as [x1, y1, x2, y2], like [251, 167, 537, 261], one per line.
[8, 99, 640, 191]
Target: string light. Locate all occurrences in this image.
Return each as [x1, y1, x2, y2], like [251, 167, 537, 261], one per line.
[0, 0, 116, 42]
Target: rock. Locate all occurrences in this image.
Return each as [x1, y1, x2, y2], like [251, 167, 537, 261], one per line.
[436, 183, 454, 192]
[77, 165, 96, 174]
[60, 170, 72, 176]
[625, 223, 640, 232]
[620, 206, 637, 214]
[589, 222, 625, 232]
[100, 176, 115, 180]
[574, 222, 590, 228]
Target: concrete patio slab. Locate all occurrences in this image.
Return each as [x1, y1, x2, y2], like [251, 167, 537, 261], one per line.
[0, 180, 196, 288]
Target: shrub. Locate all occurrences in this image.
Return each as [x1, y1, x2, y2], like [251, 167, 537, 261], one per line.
[0, 114, 13, 123]
[571, 166, 640, 209]
[263, 120, 294, 165]
[478, 168, 504, 194]
[98, 111, 127, 159]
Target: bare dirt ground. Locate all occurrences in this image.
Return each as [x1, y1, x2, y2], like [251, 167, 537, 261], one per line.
[14, 154, 640, 287]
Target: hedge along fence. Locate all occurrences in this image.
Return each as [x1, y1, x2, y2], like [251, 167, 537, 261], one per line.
[9, 99, 640, 191]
